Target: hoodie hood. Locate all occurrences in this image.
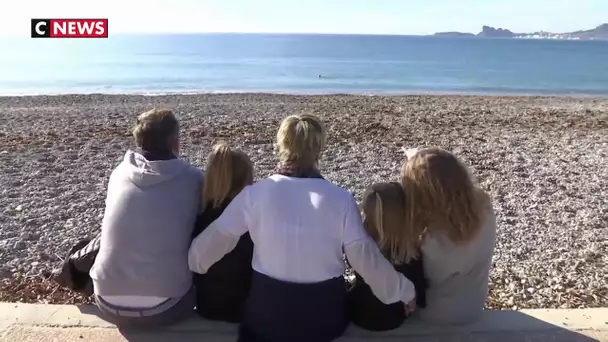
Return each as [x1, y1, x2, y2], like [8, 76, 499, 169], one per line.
[123, 150, 189, 187]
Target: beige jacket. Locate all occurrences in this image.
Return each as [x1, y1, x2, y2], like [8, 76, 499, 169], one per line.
[419, 193, 497, 325]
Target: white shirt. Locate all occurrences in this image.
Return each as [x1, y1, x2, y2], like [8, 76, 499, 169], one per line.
[189, 174, 415, 305]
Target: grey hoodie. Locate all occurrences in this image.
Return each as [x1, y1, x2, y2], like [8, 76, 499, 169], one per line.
[90, 150, 203, 298]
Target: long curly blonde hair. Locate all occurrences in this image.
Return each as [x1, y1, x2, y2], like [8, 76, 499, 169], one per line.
[401, 148, 485, 244]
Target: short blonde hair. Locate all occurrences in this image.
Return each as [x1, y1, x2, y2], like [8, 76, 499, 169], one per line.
[276, 115, 326, 168]
[132, 109, 178, 153]
[362, 182, 420, 264]
[202, 142, 253, 210]
[401, 148, 486, 244]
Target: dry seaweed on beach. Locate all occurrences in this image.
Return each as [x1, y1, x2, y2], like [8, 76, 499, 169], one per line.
[0, 94, 606, 309]
[0, 273, 93, 304]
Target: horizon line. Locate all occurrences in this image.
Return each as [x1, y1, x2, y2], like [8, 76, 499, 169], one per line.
[0, 21, 604, 38]
[0, 31, 440, 38]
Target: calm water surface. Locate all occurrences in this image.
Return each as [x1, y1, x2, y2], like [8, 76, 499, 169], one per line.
[0, 34, 607, 95]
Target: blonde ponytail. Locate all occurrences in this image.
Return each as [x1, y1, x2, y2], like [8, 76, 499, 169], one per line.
[202, 143, 235, 210]
[373, 192, 385, 246]
[201, 142, 254, 211]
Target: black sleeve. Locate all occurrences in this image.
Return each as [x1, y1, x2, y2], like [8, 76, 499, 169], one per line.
[192, 207, 225, 240]
[410, 256, 427, 308]
[394, 256, 427, 308]
[192, 214, 205, 240]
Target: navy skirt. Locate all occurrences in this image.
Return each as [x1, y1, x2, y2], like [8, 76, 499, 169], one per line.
[238, 271, 349, 342]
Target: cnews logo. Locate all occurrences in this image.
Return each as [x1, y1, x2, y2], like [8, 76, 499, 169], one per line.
[31, 19, 108, 38]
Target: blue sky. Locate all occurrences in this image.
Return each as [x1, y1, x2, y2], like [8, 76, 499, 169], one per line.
[1, 0, 606, 36]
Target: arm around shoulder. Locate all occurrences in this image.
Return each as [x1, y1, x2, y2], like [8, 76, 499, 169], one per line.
[345, 240, 417, 305]
[188, 185, 251, 274]
[188, 223, 241, 274]
[342, 195, 416, 305]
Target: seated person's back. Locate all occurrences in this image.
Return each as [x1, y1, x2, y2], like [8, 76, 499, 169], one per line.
[348, 182, 427, 331]
[189, 115, 417, 342]
[90, 109, 203, 327]
[192, 143, 254, 323]
[401, 148, 497, 325]
[248, 174, 351, 282]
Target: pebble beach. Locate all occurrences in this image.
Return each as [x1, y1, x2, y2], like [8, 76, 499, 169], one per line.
[0, 94, 606, 309]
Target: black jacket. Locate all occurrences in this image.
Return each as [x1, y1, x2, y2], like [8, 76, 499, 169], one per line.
[347, 255, 427, 331]
[53, 234, 101, 296]
[192, 202, 254, 323]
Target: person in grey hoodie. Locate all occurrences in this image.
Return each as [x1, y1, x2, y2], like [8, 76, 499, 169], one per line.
[90, 109, 203, 327]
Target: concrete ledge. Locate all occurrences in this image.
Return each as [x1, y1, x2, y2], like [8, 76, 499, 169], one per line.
[1, 303, 607, 341]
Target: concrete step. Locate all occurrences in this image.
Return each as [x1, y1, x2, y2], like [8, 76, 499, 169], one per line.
[1, 303, 606, 341]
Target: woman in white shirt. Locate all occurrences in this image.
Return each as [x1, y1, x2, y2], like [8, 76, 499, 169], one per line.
[189, 115, 416, 342]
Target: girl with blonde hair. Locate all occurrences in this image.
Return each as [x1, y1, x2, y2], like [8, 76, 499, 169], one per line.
[192, 142, 254, 323]
[401, 148, 496, 325]
[189, 115, 417, 342]
[348, 182, 427, 331]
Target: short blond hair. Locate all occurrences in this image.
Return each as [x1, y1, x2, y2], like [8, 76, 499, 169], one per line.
[401, 148, 486, 244]
[362, 182, 420, 264]
[132, 109, 178, 153]
[202, 142, 253, 210]
[276, 115, 326, 168]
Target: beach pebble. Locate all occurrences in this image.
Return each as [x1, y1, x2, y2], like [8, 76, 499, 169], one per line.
[13, 241, 26, 250]
[0, 94, 606, 309]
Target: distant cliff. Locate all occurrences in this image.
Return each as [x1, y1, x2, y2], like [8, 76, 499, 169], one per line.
[432, 24, 608, 40]
[433, 32, 475, 37]
[477, 26, 515, 38]
[565, 23, 608, 39]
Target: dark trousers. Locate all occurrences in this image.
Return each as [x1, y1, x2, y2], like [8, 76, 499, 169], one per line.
[238, 271, 349, 342]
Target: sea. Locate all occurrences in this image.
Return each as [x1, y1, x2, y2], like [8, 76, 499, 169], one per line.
[1, 34, 607, 96]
